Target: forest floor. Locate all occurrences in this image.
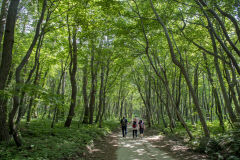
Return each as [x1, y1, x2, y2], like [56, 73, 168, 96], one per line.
[83, 126, 208, 160]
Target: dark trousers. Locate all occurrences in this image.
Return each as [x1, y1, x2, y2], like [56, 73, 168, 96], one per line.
[140, 128, 144, 134]
[133, 129, 137, 138]
[122, 126, 127, 137]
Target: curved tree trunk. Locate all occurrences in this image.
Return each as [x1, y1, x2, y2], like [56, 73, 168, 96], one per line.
[8, 0, 47, 147]
[203, 53, 225, 131]
[150, 0, 209, 138]
[197, 3, 238, 123]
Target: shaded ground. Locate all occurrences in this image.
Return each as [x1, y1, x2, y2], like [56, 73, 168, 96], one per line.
[84, 127, 208, 160]
[144, 129, 208, 160]
[83, 130, 119, 160]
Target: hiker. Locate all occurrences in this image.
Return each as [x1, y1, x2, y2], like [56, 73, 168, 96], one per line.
[132, 117, 138, 138]
[138, 119, 145, 138]
[120, 116, 128, 137]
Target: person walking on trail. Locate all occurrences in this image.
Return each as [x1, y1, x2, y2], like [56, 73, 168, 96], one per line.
[120, 117, 128, 137]
[132, 117, 138, 138]
[139, 119, 145, 138]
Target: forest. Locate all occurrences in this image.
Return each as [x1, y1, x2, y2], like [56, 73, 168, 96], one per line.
[0, 0, 240, 159]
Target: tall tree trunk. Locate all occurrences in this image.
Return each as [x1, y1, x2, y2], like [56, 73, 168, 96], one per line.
[0, 0, 20, 142]
[199, 5, 238, 123]
[82, 58, 89, 124]
[132, 0, 193, 139]
[0, 0, 9, 64]
[16, 31, 44, 125]
[99, 59, 110, 128]
[52, 60, 68, 128]
[116, 80, 122, 117]
[88, 44, 98, 124]
[95, 65, 104, 123]
[203, 53, 225, 131]
[224, 64, 240, 116]
[64, 26, 78, 127]
[150, 0, 209, 137]
[230, 64, 240, 103]
[120, 98, 124, 119]
[8, 0, 47, 147]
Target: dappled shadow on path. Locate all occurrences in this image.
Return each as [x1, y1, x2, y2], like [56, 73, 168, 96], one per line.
[116, 128, 175, 160]
[82, 127, 207, 160]
[145, 131, 208, 160]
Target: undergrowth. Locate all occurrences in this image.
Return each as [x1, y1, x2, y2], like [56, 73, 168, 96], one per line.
[152, 120, 240, 159]
[0, 119, 119, 160]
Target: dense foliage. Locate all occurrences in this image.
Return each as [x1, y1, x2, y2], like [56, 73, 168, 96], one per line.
[0, 0, 239, 159]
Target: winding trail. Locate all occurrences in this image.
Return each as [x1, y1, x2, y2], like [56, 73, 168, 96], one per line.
[116, 127, 175, 160]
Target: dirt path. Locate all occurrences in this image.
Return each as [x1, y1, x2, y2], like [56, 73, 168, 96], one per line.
[116, 127, 175, 160]
[85, 127, 207, 160]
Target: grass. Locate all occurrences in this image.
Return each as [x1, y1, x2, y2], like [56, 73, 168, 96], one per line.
[152, 120, 232, 138]
[0, 119, 119, 160]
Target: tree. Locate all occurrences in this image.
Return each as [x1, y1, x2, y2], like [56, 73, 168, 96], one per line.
[0, 0, 20, 142]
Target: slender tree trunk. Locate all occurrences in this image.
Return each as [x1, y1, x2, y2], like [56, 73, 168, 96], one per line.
[52, 61, 67, 128]
[95, 65, 104, 123]
[203, 53, 225, 131]
[222, 55, 240, 116]
[200, 7, 238, 123]
[230, 64, 240, 103]
[17, 32, 44, 125]
[198, 0, 240, 56]
[8, 0, 47, 147]
[120, 98, 125, 119]
[132, 0, 193, 138]
[150, 0, 209, 137]
[64, 26, 78, 127]
[99, 60, 110, 128]
[88, 44, 98, 124]
[82, 58, 89, 124]
[116, 80, 122, 118]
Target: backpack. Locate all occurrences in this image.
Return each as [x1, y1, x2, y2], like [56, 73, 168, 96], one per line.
[140, 122, 144, 129]
[132, 121, 137, 128]
[121, 119, 127, 127]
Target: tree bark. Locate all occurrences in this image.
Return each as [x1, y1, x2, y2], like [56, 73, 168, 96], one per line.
[0, 0, 20, 142]
[82, 58, 89, 124]
[99, 59, 110, 128]
[95, 65, 104, 123]
[198, 3, 238, 123]
[222, 56, 240, 117]
[64, 26, 78, 127]
[215, 5, 240, 41]
[17, 31, 44, 125]
[198, 0, 240, 56]
[88, 43, 98, 124]
[150, 0, 209, 138]
[203, 53, 225, 131]
[8, 0, 47, 147]
[0, 0, 9, 64]
[52, 60, 68, 128]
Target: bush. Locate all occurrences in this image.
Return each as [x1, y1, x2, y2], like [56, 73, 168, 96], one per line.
[0, 119, 119, 160]
[206, 129, 240, 159]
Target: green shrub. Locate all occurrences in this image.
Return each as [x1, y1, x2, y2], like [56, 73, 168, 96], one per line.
[0, 119, 119, 160]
